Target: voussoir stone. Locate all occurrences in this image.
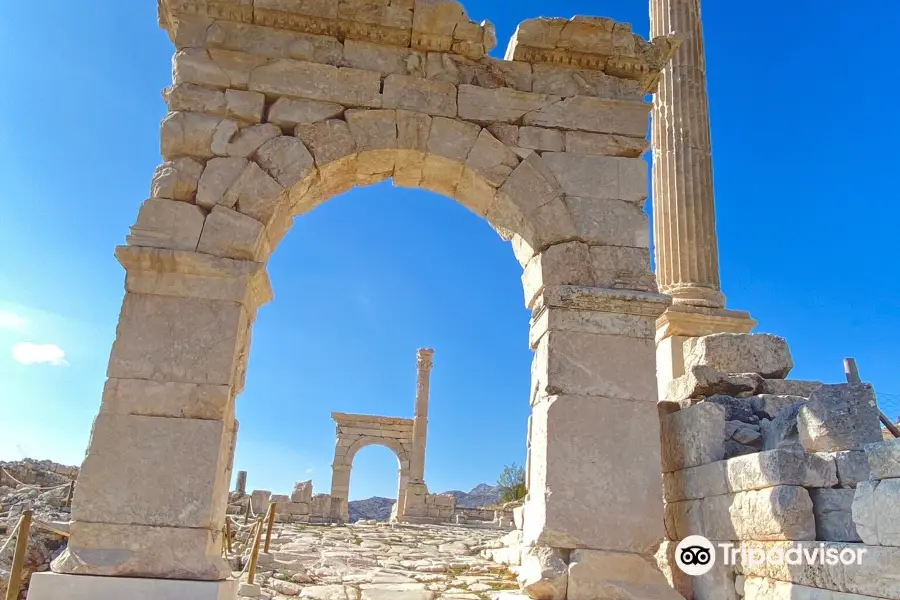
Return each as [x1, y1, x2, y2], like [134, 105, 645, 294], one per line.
[267, 97, 345, 127]
[255, 136, 316, 189]
[151, 157, 204, 201]
[684, 333, 794, 379]
[126, 198, 205, 252]
[196, 157, 248, 209]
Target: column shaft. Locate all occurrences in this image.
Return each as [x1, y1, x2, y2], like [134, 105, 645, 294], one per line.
[410, 348, 434, 483]
[651, 0, 725, 308]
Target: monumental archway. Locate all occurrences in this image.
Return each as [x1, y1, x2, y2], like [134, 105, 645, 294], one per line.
[37, 2, 683, 598]
[330, 412, 414, 523]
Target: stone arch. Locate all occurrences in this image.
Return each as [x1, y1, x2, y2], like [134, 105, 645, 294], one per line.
[46, 2, 684, 597]
[329, 413, 414, 523]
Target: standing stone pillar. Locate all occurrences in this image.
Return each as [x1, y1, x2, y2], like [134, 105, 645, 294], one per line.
[650, 0, 755, 397]
[34, 246, 271, 598]
[236, 471, 248, 496]
[409, 348, 434, 484]
[524, 286, 682, 597]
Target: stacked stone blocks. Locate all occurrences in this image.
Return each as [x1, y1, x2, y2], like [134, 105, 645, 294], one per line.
[657, 332, 899, 600]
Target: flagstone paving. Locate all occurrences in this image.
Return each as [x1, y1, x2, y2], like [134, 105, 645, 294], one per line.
[231, 522, 521, 600]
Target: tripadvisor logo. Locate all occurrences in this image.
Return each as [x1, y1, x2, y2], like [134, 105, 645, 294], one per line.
[675, 536, 868, 576]
[675, 536, 715, 576]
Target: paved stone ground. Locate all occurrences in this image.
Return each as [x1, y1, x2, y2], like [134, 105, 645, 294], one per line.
[231, 522, 520, 600]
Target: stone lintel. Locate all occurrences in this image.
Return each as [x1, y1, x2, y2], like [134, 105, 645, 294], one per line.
[115, 245, 273, 311]
[331, 412, 415, 428]
[655, 303, 756, 344]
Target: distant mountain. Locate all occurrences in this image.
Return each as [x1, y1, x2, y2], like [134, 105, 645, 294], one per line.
[347, 483, 500, 522]
[348, 496, 395, 522]
[442, 483, 501, 508]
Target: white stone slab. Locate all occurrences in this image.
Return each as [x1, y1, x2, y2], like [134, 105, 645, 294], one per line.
[26, 573, 237, 600]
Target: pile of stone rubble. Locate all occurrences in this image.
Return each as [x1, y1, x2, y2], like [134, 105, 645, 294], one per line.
[0, 460, 76, 599]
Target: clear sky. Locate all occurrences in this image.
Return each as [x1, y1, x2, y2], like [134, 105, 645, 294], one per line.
[0, 1, 898, 502]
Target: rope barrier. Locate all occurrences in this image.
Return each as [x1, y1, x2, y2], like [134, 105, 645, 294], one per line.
[1, 469, 72, 492]
[30, 519, 70, 538]
[0, 515, 23, 560]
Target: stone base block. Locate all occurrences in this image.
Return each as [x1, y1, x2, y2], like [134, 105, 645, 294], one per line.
[26, 573, 237, 600]
[567, 549, 684, 600]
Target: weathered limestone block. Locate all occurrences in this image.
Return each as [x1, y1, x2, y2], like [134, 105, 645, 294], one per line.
[267, 97, 345, 129]
[290, 480, 313, 504]
[748, 394, 809, 420]
[52, 521, 230, 580]
[201, 19, 343, 65]
[164, 83, 227, 114]
[760, 402, 806, 451]
[249, 59, 382, 108]
[107, 292, 249, 385]
[426, 116, 480, 162]
[664, 447, 837, 502]
[295, 119, 358, 166]
[256, 136, 316, 190]
[758, 378, 823, 397]
[666, 365, 763, 404]
[126, 198, 205, 252]
[115, 246, 271, 309]
[100, 378, 232, 421]
[798, 384, 883, 452]
[224, 89, 265, 122]
[564, 197, 648, 248]
[864, 439, 900, 479]
[161, 111, 238, 159]
[566, 549, 683, 600]
[564, 130, 647, 158]
[207, 49, 271, 89]
[250, 490, 271, 514]
[496, 152, 561, 218]
[214, 122, 281, 157]
[458, 85, 554, 123]
[517, 546, 567, 600]
[684, 333, 793, 379]
[487, 123, 519, 146]
[543, 153, 646, 205]
[72, 414, 231, 529]
[532, 330, 656, 401]
[151, 157, 205, 202]
[660, 402, 727, 472]
[522, 97, 650, 138]
[654, 541, 693, 600]
[211, 161, 281, 226]
[666, 486, 815, 541]
[588, 246, 654, 293]
[521, 242, 596, 308]
[382, 74, 456, 117]
[852, 479, 900, 546]
[464, 129, 519, 187]
[172, 48, 232, 88]
[833, 450, 871, 488]
[343, 40, 424, 77]
[197, 205, 266, 260]
[517, 127, 563, 152]
[741, 542, 900, 599]
[531, 64, 643, 100]
[810, 488, 860, 542]
[525, 394, 665, 553]
[197, 157, 249, 209]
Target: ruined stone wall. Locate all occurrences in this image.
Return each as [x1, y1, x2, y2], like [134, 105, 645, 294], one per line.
[656, 333, 900, 600]
[0, 461, 77, 490]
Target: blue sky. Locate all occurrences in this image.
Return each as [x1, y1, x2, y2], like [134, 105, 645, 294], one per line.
[0, 1, 898, 501]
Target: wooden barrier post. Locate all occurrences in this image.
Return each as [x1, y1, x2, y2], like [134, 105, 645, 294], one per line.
[244, 499, 251, 525]
[844, 357, 900, 438]
[224, 517, 233, 554]
[247, 516, 265, 585]
[5, 510, 33, 600]
[64, 481, 75, 509]
[264, 502, 277, 554]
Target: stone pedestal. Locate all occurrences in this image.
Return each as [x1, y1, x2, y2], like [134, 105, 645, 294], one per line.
[26, 573, 237, 600]
[655, 304, 756, 399]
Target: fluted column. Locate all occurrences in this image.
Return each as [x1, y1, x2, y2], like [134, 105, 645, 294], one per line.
[409, 348, 434, 483]
[651, 0, 724, 309]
